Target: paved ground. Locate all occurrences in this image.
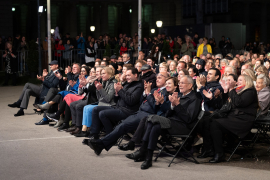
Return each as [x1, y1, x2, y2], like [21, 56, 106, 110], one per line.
[0, 85, 270, 180]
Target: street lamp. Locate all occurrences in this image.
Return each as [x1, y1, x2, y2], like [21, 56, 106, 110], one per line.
[51, 29, 54, 34]
[38, 6, 43, 13]
[12, 7, 15, 11]
[156, 20, 163, 28]
[129, 9, 132, 13]
[151, 29, 155, 34]
[90, 26, 95, 32]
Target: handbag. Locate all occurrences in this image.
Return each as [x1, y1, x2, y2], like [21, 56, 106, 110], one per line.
[210, 98, 232, 119]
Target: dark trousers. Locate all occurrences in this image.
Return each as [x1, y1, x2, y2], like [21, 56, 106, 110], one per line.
[18, 83, 42, 109]
[70, 99, 87, 127]
[101, 111, 150, 151]
[142, 122, 162, 150]
[4, 72, 17, 85]
[197, 112, 213, 151]
[130, 116, 148, 144]
[210, 120, 237, 154]
[44, 88, 59, 102]
[91, 106, 128, 135]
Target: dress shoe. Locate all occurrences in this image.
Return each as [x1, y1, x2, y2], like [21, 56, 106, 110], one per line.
[14, 110, 24, 117]
[54, 117, 64, 128]
[197, 150, 215, 158]
[82, 139, 90, 146]
[57, 123, 69, 131]
[75, 131, 89, 137]
[33, 104, 39, 109]
[126, 150, 145, 162]
[35, 119, 49, 125]
[141, 159, 152, 170]
[65, 126, 77, 132]
[88, 140, 104, 155]
[118, 142, 135, 151]
[8, 102, 20, 108]
[209, 153, 225, 163]
[37, 102, 51, 110]
[70, 128, 81, 135]
[47, 113, 60, 122]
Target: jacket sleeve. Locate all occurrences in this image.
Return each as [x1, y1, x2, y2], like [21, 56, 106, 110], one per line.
[42, 76, 59, 89]
[208, 45, 212, 54]
[229, 89, 257, 108]
[180, 44, 187, 53]
[173, 98, 201, 124]
[117, 85, 144, 106]
[259, 92, 270, 113]
[157, 96, 171, 114]
[98, 82, 115, 103]
[196, 45, 201, 57]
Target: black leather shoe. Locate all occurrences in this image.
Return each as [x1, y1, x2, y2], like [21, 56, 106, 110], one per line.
[14, 110, 24, 117]
[35, 119, 49, 125]
[141, 159, 152, 170]
[74, 131, 88, 137]
[209, 153, 225, 163]
[8, 102, 20, 108]
[197, 150, 215, 158]
[88, 140, 104, 156]
[126, 150, 145, 162]
[118, 142, 135, 151]
[57, 123, 69, 131]
[65, 126, 77, 132]
[82, 139, 90, 146]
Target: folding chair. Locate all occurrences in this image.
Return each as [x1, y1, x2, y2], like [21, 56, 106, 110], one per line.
[227, 108, 262, 162]
[154, 111, 204, 167]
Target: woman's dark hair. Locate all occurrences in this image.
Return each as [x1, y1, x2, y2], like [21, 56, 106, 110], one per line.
[228, 73, 238, 81]
[81, 65, 90, 75]
[166, 77, 179, 86]
[188, 66, 199, 76]
[179, 69, 189, 75]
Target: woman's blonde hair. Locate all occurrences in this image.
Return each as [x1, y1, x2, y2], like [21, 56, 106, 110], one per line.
[102, 67, 115, 77]
[238, 74, 254, 94]
[160, 62, 169, 70]
[255, 65, 268, 76]
[242, 69, 256, 81]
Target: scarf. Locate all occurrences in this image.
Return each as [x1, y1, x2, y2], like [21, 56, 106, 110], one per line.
[235, 85, 245, 93]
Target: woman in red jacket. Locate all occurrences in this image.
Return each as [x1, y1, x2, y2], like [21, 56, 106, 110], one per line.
[120, 42, 128, 56]
[55, 40, 65, 61]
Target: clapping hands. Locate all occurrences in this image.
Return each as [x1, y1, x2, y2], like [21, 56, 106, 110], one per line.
[169, 92, 180, 107]
[153, 90, 164, 105]
[144, 81, 152, 94]
[114, 82, 123, 94]
[95, 81, 103, 90]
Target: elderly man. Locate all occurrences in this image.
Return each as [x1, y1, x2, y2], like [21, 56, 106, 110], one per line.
[87, 72, 170, 155]
[123, 53, 133, 65]
[222, 65, 236, 80]
[8, 60, 60, 116]
[229, 59, 240, 75]
[181, 36, 194, 57]
[182, 55, 191, 64]
[126, 75, 202, 169]
[241, 63, 252, 74]
[256, 74, 270, 115]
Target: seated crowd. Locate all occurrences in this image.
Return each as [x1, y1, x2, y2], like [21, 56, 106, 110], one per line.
[7, 49, 269, 170]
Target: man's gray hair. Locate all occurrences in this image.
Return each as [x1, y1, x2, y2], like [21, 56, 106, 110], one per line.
[182, 75, 194, 86]
[225, 65, 237, 74]
[257, 74, 270, 86]
[123, 53, 130, 58]
[215, 54, 223, 59]
[184, 55, 191, 61]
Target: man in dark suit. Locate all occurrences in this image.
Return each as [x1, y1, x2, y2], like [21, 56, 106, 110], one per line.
[89, 67, 144, 139]
[8, 60, 60, 116]
[122, 53, 133, 66]
[87, 72, 170, 156]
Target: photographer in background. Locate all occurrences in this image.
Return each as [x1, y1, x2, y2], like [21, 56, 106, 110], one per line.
[2, 41, 18, 86]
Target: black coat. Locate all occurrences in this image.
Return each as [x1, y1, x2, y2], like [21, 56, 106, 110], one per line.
[59, 72, 79, 91]
[166, 90, 202, 131]
[140, 71, 157, 89]
[80, 82, 98, 105]
[114, 80, 144, 115]
[4, 48, 18, 73]
[216, 88, 259, 139]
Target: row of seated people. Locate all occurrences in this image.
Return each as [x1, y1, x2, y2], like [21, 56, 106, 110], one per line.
[8, 55, 269, 170]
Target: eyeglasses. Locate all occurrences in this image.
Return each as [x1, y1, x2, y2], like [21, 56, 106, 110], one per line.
[178, 82, 191, 85]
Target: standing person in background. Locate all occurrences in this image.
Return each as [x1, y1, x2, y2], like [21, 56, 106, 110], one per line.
[2, 41, 18, 86]
[54, 40, 65, 66]
[63, 40, 74, 68]
[120, 42, 128, 56]
[197, 37, 212, 57]
[17, 36, 28, 74]
[77, 32, 86, 65]
[85, 42, 96, 67]
[181, 36, 194, 57]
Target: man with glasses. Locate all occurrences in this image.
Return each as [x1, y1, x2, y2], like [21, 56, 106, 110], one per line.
[87, 72, 170, 155]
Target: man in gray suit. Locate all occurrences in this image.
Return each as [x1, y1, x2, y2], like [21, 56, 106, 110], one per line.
[8, 60, 60, 117]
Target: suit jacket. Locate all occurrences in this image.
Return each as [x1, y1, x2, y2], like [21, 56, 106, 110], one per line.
[139, 87, 169, 116]
[114, 80, 144, 116]
[79, 82, 98, 105]
[40, 71, 60, 98]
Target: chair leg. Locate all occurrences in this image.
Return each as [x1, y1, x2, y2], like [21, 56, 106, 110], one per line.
[227, 141, 242, 162]
[155, 145, 166, 162]
[168, 138, 187, 167]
